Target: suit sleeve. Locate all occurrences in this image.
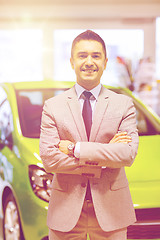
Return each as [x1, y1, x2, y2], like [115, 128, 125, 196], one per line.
[39, 101, 101, 177]
[79, 98, 139, 168]
[39, 101, 82, 174]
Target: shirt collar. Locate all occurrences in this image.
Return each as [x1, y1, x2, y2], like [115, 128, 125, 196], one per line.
[75, 83, 102, 100]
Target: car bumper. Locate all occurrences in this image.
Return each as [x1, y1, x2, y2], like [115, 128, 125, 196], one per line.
[17, 192, 49, 240]
[127, 208, 160, 239]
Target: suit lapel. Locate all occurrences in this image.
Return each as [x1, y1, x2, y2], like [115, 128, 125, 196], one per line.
[90, 86, 109, 142]
[66, 86, 88, 141]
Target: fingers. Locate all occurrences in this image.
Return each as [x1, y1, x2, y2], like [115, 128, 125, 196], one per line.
[110, 131, 132, 144]
[116, 132, 131, 141]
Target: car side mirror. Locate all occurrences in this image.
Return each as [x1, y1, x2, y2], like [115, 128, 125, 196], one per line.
[0, 139, 6, 150]
[0, 139, 13, 150]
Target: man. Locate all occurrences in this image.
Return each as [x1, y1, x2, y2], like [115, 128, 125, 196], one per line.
[40, 30, 139, 240]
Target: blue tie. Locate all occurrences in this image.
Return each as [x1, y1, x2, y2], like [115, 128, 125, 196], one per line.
[82, 91, 92, 141]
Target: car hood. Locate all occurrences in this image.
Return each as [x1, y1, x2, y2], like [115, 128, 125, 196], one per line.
[16, 137, 43, 167]
[17, 136, 160, 182]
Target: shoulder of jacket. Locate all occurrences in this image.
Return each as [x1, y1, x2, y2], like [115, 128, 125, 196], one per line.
[45, 87, 72, 105]
[102, 86, 132, 102]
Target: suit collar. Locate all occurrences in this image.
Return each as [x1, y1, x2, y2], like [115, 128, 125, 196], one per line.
[90, 86, 109, 141]
[66, 85, 110, 142]
[74, 83, 102, 101]
[66, 86, 88, 141]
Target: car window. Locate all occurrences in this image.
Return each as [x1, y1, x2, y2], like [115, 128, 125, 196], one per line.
[0, 99, 13, 142]
[135, 106, 157, 136]
[0, 86, 7, 106]
[16, 89, 65, 138]
[109, 88, 160, 136]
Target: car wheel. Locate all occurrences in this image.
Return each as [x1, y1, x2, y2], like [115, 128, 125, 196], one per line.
[3, 193, 24, 240]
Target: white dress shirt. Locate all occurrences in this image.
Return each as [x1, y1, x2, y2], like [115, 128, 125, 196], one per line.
[74, 83, 102, 158]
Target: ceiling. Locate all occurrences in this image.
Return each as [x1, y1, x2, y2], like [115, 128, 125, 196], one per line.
[1, 0, 160, 4]
[0, 0, 159, 20]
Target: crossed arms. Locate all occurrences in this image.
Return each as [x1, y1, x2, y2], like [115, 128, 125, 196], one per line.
[59, 131, 132, 155]
[39, 97, 139, 177]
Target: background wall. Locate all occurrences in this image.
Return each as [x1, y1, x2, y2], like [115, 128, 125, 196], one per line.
[0, 0, 160, 83]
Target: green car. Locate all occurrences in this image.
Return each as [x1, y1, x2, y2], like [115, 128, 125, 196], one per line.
[0, 80, 160, 240]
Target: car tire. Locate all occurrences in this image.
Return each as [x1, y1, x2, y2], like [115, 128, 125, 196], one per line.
[3, 193, 25, 240]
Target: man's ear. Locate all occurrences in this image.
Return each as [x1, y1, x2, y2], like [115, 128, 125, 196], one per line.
[104, 58, 108, 70]
[70, 57, 74, 70]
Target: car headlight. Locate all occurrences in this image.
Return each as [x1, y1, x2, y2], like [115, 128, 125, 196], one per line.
[29, 165, 53, 202]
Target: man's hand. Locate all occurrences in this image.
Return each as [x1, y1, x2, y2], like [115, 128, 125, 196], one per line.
[58, 140, 74, 155]
[109, 131, 132, 144]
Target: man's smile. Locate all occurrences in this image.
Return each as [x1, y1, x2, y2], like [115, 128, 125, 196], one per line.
[81, 69, 97, 73]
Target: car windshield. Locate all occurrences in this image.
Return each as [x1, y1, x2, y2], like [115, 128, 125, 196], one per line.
[16, 89, 65, 138]
[16, 87, 160, 139]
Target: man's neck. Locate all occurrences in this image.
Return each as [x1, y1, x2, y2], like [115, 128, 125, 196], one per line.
[76, 82, 100, 91]
[75, 83, 101, 100]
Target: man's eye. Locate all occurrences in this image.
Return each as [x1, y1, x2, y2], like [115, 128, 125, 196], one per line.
[79, 54, 87, 58]
[92, 55, 100, 59]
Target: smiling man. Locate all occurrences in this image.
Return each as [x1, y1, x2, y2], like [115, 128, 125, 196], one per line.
[40, 30, 139, 240]
[70, 38, 108, 90]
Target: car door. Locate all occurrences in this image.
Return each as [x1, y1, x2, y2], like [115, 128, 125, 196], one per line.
[125, 99, 160, 208]
[0, 87, 15, 208]
[0, 86, 15, 238]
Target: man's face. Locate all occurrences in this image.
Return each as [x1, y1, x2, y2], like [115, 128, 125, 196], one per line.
[70, 40, 108, 90]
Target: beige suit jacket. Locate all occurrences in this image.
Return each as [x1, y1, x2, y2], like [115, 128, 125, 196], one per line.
[39, 85, 139, 232]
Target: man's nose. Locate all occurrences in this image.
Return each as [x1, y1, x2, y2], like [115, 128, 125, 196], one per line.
[85, 55, 93, 67]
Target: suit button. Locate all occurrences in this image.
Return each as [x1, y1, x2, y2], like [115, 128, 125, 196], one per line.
[81, 183, 86, 188]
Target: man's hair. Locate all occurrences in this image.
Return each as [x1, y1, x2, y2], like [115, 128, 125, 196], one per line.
[71, 30, 107, 58]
